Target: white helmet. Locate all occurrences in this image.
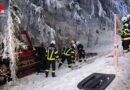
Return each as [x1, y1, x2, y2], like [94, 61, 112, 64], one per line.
[71, 40, 75, 44]
[76, 41, 80, 45]
[127, 14, 130, 20]
[72, 44, 76, 48]
[121, 17, 127, 23]
[51, 40, 55, 44]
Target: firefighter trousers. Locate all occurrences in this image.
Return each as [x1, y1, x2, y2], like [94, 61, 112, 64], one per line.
[45, 60, 56, 76]
[71, 54, 76, 63]
[78, 53, 86, 62]
[59, 55, 72, 68]
[122, 40, 130, 53]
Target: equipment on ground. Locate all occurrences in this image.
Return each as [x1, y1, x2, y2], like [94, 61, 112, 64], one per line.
[77, 73, 115, 90]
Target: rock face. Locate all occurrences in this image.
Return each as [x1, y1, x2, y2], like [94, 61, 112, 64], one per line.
[0, 0, 130, 50]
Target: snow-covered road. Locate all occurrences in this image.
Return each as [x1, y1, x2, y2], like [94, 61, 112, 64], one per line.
[2, 51, 130, 90]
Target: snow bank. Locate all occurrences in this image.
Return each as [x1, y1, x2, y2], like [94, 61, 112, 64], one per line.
[2, 50, 130, 90]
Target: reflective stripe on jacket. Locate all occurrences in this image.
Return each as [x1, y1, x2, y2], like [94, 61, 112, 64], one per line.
[46, 45, 59, 60]
[121, 23, 130, 40]
[62, 46, 73, 56]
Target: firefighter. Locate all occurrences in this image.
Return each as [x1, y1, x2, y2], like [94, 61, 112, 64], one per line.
[121, 16, 130, 53]
[126, 14, 130, 50]
[58, 44, 74, 68]
[35, 44, 47, 73]
[76, 41, 87, 62]
[71, 40, 76, 64]
[45, 40, 59, 77]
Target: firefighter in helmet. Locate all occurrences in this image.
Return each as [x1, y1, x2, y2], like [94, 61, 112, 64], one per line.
[126, 14, 130, 50]
[121, 16, 130, 53]
[76, 41, 87, 62]
[58, 42, 74, 68]
[45, 40, 59, 77]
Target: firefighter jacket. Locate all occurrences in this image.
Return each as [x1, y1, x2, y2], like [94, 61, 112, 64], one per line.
[121, 22, 130, 40]
[62, 46, 74, 57]
[46, 44, 59, 60]
[77, 44, 85, 54]
[127, 21, 130, 35]
[71, 45, 76, 59]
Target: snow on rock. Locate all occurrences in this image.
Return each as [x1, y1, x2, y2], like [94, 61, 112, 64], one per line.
[4, 4, 18, 82]
[37, 24, 56, 45]
[115, 0, 128, 16]
[0, 0, 129, 49]
[73, 11, 81, 21]
[30, 3, 43, 14]
[45, 0, 63, 9]
[97, 0, 106, 17]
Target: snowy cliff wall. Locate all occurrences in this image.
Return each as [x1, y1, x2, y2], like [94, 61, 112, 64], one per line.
[0, 0, 130, 50]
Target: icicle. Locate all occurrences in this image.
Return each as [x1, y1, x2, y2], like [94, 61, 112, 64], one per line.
[45, 24, 56, 40]
[6, 0, 17, 82]
[90, 0, 94, 17]
[97, 0, 103, 17]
